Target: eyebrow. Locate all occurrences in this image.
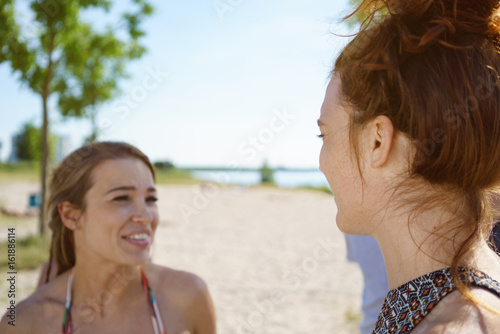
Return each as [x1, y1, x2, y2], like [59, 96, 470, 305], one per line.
[106, 186, 157, 194]
[317, 119, 325, 127]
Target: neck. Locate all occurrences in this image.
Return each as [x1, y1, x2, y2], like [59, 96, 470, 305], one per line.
[70, 260, 143, 320]
[372, 205, 495, 290]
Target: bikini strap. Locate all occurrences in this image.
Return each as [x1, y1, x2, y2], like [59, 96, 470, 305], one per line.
[62, 268, 74, 334]
[62, 267, 165, 334]
[139, 266, 166, 334]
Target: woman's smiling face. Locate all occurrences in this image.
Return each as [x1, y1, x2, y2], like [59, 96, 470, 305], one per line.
[75, 158, 159, 265]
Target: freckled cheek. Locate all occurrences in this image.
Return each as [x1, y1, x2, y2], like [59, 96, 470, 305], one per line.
[319, 146, 326, 172]
[320, 143, 336, 173]
[319, 142, 333, 171]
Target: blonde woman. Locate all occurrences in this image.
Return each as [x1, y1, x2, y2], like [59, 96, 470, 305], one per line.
[1, 142, 216, 333]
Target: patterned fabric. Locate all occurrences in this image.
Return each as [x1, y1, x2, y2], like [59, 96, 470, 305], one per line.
[62, 266, 165, 334]
[373, 267, 500, 334]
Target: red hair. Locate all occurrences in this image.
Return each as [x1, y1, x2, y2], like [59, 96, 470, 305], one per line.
[335, 0, 500, 312]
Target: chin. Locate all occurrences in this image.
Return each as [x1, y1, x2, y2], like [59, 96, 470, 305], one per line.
[132, 252, 151, 264]
[118, 251, 151, 266]
[335, 213, 350, 233]
[333, 201, 348, 232]
[335, 211, 366, 235]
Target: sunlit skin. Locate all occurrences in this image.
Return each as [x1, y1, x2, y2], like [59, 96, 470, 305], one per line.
[317, 78, 367, 233]
[318, 77, 400, 235]
[1, 158, 216, 334]
[318, 76, 500, 333]
[73, 158, 159, 268]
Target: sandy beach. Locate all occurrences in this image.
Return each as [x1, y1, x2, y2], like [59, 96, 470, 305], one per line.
[0, 182, 363, 333]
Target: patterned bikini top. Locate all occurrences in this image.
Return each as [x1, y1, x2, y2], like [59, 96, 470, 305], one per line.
[373, 267, 500, 334]
[62, 266, 165, 334]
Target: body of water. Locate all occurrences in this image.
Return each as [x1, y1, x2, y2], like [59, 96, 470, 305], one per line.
[190, 169, 330, 189]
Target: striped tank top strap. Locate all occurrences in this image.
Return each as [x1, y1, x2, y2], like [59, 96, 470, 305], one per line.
[140, 266, 166, 334]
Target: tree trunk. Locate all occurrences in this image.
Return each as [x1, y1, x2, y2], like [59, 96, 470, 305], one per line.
[39, 31, 56, 236]
[89, 105, 98, 142]
[39, 95, 49, 235]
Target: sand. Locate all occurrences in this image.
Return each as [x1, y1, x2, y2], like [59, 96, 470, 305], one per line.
[0, 182, 363, 333]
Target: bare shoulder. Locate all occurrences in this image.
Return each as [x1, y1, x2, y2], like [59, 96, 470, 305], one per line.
[0, 292, 55, 333]
[142, 263, 211, 303]
[143, 263, 216, 333]
[412, 287, 500, 334]
[415, 244, 500, 333]
[0, 273, 67, 333]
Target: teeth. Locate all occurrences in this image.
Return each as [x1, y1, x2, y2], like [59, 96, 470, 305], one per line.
[126, 233, 149, 240]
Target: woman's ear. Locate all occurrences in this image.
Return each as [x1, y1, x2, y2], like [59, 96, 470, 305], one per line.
[58, 202, 81, 230]
[369, 115, 395, 168]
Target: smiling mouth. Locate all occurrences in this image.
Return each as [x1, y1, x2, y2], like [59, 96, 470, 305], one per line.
[121, 232, 152, 248]
[123, 233, 149, 241]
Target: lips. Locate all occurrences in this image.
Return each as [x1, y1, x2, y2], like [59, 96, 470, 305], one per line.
[121, 230, 152, 248]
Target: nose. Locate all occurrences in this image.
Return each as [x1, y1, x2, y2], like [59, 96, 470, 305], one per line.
[131, 202, 154, 225]
[131, 214, 151, 225]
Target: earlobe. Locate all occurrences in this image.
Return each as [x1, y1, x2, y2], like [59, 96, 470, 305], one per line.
[58, 202, 81, 230]
[371, 116, 394, 168]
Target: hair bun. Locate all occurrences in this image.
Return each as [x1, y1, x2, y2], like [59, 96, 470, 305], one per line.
[397, 0, 500, 46]
[356, 0, 500, 51]
[392, 0, 500, 17]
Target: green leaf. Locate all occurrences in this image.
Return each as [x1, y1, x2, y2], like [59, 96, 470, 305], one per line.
[1, 0, 154, 234]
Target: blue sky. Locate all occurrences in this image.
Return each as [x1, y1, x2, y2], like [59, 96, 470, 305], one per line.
[0, 0, 354, 168]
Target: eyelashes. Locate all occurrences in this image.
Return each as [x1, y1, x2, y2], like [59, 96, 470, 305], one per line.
[147, 196, 158, 203]
[113, 196, 158, 203]
[317, 134, 325, 139]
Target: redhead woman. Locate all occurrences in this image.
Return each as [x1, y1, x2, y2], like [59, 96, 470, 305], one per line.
[1, 142, 216, 333]
[318, 0, 500, 333]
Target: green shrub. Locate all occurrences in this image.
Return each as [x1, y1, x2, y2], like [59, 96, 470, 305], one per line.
[0, 234, 49, 271]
